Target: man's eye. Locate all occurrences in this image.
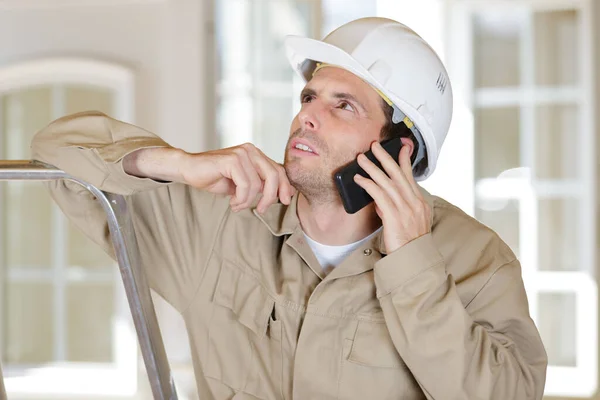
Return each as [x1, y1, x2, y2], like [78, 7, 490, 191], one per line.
[338, 101, 353, 112]
[302, 95, 313, 103]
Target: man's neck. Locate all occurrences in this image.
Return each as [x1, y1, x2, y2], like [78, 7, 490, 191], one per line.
[296, 193, 381, 246]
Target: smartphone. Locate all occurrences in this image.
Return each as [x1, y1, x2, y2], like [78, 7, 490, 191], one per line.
[334, 137, 403, 214]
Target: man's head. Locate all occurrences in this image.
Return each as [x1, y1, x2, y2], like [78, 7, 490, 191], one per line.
[283, 66, 419, 203]
[284, 17, 454, 191]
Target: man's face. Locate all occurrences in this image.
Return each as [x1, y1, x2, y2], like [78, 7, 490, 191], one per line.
[284, 67, 387, 202]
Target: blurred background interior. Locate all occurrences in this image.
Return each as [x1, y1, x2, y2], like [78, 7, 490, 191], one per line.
[0, 0, 598, 399]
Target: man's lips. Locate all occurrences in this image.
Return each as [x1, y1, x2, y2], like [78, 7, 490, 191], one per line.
[290, 147, 318, 157]
[290, 139, 319, 155]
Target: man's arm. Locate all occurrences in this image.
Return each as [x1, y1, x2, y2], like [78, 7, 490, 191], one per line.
[30, 111, 232, 311]
[123, 146, 189, 183]
[374, 235, 547, 399]
[122, 133, 296, 214]
[31, 110, 295, 311]
[355, 141, 547, 399]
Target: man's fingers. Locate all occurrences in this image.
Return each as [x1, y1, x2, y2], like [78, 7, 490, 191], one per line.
[231, 148, 261, 210]
[247, 145, 294, 202]
[253, 158, 280, 213]
[369, 142, 422, 210]
[396, 144, 422, 199]
[372, 142, 418, 201]
[228, 158, 251, 209]
[276, 164, 294, 205]
[246, 146, 287, 211]
[357, 149, 410, 210]
[229, 143, 296, 212]
[353, 174, 396, 221]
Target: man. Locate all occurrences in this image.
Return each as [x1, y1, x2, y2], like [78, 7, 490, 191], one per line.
[31, 17, 547, 400]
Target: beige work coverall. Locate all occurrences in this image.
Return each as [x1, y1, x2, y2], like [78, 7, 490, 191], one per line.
[31, 111, 548, 399]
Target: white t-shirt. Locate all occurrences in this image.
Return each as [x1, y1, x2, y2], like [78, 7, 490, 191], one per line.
[303, 228, 382, 275]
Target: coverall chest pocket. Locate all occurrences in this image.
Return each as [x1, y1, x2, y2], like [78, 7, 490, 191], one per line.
[205, 260, 283, 400]
[338, 320, 422, 400]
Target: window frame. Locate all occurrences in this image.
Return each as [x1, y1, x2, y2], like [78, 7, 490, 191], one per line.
[0, 57, 139, 398]
[449, 0, 598, 396]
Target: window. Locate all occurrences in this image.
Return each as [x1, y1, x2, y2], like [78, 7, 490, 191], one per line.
[0, 58, 138, 398]
[451, 1, 597, 396]
[215, 0, 315, 161]
[215, 0, 377, 161]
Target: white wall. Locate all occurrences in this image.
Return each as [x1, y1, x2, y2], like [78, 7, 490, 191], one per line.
[0, 0, 211, 152]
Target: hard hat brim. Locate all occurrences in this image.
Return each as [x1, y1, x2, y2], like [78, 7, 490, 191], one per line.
[285, 35, 371, 85]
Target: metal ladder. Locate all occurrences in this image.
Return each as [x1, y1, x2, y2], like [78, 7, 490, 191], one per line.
[0, 160, 178, 400]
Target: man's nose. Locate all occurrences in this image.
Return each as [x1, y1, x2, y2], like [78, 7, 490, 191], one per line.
[298, 103, 321, 131]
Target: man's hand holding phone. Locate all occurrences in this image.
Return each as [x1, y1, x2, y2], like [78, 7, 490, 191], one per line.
[353, 140, 431, 254]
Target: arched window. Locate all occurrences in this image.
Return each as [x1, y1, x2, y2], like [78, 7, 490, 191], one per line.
[0, 58, 138, 398]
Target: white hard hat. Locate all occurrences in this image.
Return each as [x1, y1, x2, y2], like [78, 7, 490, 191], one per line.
[284, 17, 453, 180]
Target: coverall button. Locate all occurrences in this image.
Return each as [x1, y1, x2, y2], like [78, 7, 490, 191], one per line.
[363, 248, 372, 256]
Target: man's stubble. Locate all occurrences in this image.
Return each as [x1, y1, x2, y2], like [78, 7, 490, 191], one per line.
[283, 129, 358, 206]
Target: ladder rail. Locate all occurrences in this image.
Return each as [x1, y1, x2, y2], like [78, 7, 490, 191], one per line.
[0, 160, 177, 400]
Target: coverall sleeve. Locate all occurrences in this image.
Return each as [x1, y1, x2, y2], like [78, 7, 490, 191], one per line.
[30, 111, 230, 312]
[373, 233, 548, 400]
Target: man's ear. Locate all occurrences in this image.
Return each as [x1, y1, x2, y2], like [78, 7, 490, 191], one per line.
[399, 137, 414, 160]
